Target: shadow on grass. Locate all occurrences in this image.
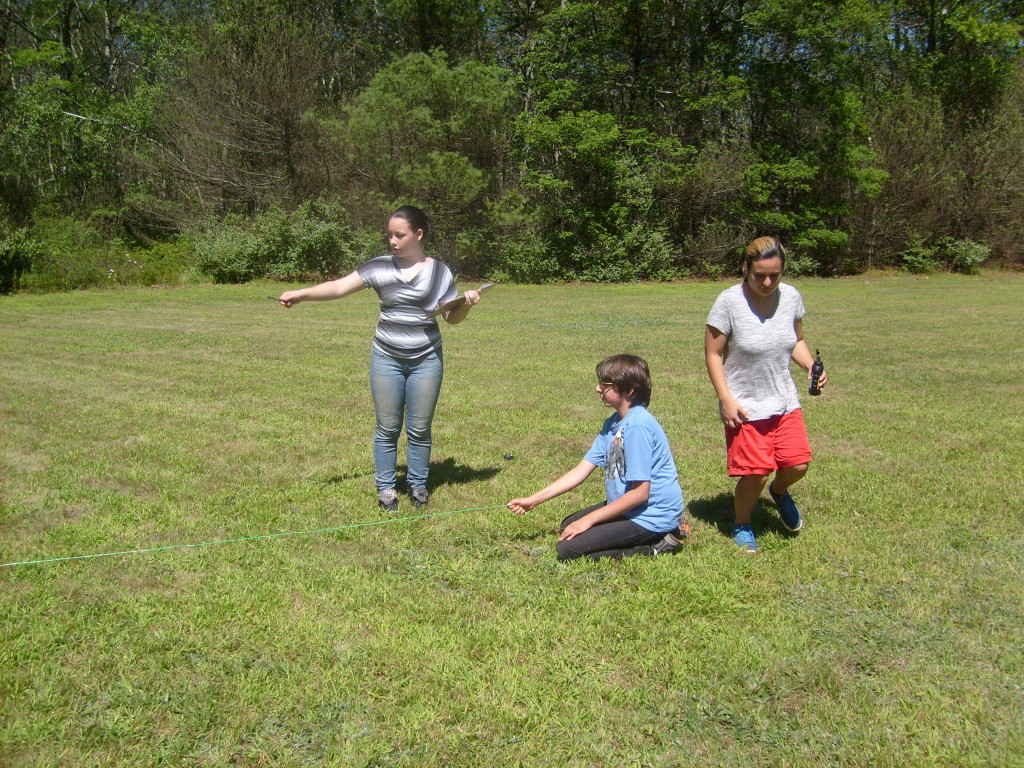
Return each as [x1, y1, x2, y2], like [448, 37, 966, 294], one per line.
[687, 493, 735, 537]
[508, 529, 549, 543]
[688, 492, 795, 540]
[319, 469, 376, 485]
[318, 458, 500, 489]
[426, 457, 501, 489]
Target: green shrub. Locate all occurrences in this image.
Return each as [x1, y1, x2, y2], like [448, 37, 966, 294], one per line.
[675, 221, 751, 278]
[480, 192, 564, 283]
[19, 216, 113, 291]
[939, 238, 990, 274]
[898, 237, 990, 275]
[788, 228, 844, 275]
[579, 224, 675, 282]
[266, 200, 380, 280]
[131, 240, 197, 286]
[784, 250, 821, 277]
[900, 240, 940, 274]
[193, 216, 264, 283]
[490, 232, 565, 284]
[194, 200, 378, 284]
[0, 227, 41, 294]
[8, 215, 194, 292]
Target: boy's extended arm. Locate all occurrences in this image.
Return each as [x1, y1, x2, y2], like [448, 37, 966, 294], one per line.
[558, 481, 651, 541]
[507, 460, 597, 514]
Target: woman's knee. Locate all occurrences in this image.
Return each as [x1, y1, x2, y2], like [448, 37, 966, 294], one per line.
[736, 474, 769, 491]
[404, 417, 432, 444]
[374, 418, 402, 441]
[556, 541, 584, 561]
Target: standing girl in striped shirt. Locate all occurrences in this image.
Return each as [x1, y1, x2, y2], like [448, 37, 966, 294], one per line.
[277, 206, 482, 512]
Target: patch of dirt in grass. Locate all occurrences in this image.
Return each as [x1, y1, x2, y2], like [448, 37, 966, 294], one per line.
[3, 447, 50, 475]
[555, 435, 591, 452]
[20, 503, 91, 534]
[813, 435, 885, 462]
[840, 654, 910, 680]
[86, 475, 159, 499]
[114, 570, 176, 595]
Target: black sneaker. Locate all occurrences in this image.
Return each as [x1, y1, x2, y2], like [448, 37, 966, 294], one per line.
[409, 486, 429, 508]
[378, 488, 398, 513]
[650, 531, 684, 556]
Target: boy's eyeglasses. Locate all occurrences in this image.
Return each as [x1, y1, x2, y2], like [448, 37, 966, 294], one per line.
[597, 382, 616, 393]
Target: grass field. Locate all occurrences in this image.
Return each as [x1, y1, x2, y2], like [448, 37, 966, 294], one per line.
[1, 273, 1022, 767]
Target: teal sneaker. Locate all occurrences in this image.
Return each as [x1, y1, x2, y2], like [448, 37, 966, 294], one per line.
[769, 483, 803, 532]
[732, 523, 757, 552]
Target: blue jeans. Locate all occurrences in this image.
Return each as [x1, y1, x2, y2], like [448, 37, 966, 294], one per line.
[369, 347, 443, 490]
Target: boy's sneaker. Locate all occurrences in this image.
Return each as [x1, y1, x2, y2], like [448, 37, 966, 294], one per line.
[769, 483, 803, 532]
[409, 486, 429, 508]
[732, 524, 758, 552]
[650, 531, 684, 556]
[378, 488, 398, 513]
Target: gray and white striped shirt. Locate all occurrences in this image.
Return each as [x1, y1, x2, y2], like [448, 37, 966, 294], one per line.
[357, 255, 458, 359]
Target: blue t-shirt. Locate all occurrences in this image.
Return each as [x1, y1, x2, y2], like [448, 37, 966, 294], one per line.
[583, 405, 684, 533]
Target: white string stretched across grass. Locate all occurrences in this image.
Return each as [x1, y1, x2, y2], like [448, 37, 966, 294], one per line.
[0, 504, 506, 569]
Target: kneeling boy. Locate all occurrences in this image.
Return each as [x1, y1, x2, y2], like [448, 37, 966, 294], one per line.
[507, 354, 687, 560]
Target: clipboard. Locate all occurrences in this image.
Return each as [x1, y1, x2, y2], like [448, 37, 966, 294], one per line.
[430, 283, 497, 317]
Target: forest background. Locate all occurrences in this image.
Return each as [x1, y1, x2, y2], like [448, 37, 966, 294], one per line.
[1, 0, 1023, 292]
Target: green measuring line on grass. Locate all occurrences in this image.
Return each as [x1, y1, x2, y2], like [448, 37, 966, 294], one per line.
[0, 504, 506, 569]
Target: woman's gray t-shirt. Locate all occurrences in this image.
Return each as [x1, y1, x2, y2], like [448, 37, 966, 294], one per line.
[356, 255, 458, 360]
[706, 283, 807, 421]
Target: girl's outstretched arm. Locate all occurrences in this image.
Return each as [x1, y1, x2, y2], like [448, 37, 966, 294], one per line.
[278, 271, 366, 307]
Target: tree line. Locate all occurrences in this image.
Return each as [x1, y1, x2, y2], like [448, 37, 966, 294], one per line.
[2, 0, 1022, 291]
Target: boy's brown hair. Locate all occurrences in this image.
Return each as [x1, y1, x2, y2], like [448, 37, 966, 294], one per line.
[596, 354, 652, 407]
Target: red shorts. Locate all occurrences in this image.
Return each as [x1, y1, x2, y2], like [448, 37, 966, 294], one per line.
[725, 408, 812, 477]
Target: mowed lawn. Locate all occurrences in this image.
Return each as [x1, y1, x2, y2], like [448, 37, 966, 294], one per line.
[1, 274, 1022, 767]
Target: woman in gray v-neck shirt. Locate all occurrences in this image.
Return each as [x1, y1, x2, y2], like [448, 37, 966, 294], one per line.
[704, 236, 828, 552]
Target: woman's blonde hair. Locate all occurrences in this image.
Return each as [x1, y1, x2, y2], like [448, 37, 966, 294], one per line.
[743, 236, 786, 272]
